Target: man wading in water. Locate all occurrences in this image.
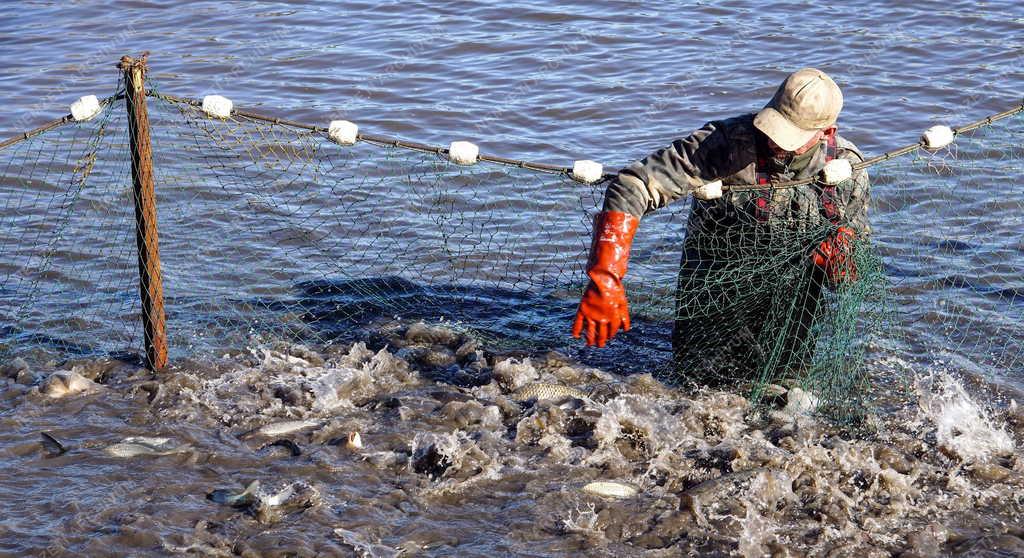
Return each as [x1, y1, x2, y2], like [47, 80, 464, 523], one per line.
[572, 68, 870, 385]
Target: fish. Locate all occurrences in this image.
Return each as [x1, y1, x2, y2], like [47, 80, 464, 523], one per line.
[207, 480, 261, 507]
[209, 480, 319, 523]
[345, 431, 363, 451]
[40, 371, 99, 399]
[253, 481, 319, 523]
[239, 419, 321, 440]
[512, 382, 587, 403]
[103, 436, 192, 458]
[678, 467, 773, 527]
[333, 528, 400, 558]
[582, 481, 639, 499]
[258, 439, 302, 457]
[40, 432, 68, 456]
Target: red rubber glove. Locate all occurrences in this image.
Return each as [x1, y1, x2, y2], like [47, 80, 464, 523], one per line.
[572, 211, 640, 347]
[813, 226, 857, 285]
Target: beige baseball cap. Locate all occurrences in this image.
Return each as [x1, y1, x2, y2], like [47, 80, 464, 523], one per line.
[754, 68, 843, 151]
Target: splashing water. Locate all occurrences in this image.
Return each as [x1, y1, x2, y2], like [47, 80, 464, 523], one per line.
[1, 322, 1022, 556]
[916, 373, 1015, 462]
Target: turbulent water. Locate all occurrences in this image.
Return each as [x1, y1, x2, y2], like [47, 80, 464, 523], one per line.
[1, 1, 1024, 556]
[2, 322, 1023, 556]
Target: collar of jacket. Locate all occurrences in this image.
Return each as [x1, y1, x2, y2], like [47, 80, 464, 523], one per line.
[755, 128, 824, 177]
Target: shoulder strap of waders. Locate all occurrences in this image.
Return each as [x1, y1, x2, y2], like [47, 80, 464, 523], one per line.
[753, 137, 773, 223]
[817, 132, 841, 225]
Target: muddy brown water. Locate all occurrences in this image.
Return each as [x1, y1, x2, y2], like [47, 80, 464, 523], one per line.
[1, 1, 1023, 556]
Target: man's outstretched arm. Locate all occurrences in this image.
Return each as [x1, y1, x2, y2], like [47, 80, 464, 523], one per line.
[602, 120, 732, 217]
[574, 121, 731, 347]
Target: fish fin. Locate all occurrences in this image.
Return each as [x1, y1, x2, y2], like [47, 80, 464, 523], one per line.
[241, 480, 261, 497]
[40, 432, 67, 455]
[206, 489, 233, 504]
[208, 480, 261, 506]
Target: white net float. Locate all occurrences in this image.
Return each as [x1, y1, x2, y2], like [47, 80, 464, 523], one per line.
[70, 95, 102, 122]
[571, 160, 603, 183]
[328, 120, 359, 145]
[201, 95, 233, 119]
[821, 158, 852, 185]
[693, 179, 723, 200]
[448, 141, 479, 165]
[922, 125, 955, 150]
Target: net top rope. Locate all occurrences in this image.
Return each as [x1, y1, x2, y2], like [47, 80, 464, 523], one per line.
[1, 84, 1021, 190]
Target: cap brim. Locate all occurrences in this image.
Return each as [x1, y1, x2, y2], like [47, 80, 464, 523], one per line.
[753, 107, 819, 152]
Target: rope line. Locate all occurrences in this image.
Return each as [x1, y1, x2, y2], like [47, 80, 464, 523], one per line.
[150, 91, 574, 177]
[722, 99, 1024, 192]
[152, 91, 1024, 191]
[2, 89, 1021, 191]
[0, 93, 126, 152]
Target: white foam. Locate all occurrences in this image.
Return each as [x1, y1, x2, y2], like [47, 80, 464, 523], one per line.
[561, 502, 601, 535]
[491, 358, 538, 391]
[917, 373, 1015, 462]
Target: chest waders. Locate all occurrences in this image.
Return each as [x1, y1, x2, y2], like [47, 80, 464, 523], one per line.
[670, 133, 839, 388]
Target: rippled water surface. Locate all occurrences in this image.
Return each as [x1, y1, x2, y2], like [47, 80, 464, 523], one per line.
[1, 1, 1023, 556]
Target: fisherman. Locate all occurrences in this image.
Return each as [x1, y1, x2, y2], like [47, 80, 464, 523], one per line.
[572, 68, 870, 385]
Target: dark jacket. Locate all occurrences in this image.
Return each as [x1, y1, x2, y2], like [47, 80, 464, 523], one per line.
[601, 113, 870, 246]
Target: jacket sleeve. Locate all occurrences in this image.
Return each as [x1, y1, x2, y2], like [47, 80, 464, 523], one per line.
[835, 146, 871, 237]
[602, 121, 732, 218]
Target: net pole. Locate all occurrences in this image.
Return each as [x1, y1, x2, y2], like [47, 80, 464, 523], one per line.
[119, 53, 168, 371]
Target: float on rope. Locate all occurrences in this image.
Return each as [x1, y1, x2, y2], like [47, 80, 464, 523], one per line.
[821, 159, 853, 185]
[201, 95, 233, 119]
[448, 141, 479, 165]
[328, 120, 359, 146]
[571, 159, 603, 184]
[70, 95, 102, 122]
[922, 125, 955, 150]
[694, 179, 724, 200]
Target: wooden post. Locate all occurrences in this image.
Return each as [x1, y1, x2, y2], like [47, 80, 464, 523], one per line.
[119, 53, 168, 371]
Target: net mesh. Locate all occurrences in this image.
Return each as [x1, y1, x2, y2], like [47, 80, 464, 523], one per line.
[0, 95, 140, 362]
[0, 80, 1020, 422]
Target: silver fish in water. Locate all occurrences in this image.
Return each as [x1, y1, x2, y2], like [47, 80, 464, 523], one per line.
[208, 480, 261, 507]
[239, 419, 321, 439]
[104, 436, 191, 458]
[209, 480, 319, 523]
[512, 382, 587, 402]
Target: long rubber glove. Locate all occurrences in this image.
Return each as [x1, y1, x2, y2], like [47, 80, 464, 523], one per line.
[572, 211, 640, 347]
[813, 226, 857, 285]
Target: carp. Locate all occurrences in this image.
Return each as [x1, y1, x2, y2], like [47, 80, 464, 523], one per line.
[512, 382, 587, 402]
[104, 436, 191, 458]
[208, 480, 319, 523]
[239, 419, 321, 440]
